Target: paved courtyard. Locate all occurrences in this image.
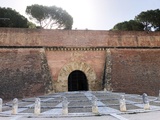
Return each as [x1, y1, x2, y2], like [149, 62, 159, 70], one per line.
[0, 91, 160, 120]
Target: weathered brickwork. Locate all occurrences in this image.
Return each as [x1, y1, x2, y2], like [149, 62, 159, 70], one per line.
[0, 48, 53, 99]
[111, 49, 160, 96]
[0, 28, 160, 98]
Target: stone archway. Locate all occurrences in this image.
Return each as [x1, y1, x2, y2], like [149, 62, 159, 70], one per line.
[56, 61, 96, 92]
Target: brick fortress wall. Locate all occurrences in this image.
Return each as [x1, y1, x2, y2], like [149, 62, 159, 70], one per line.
[111, 49, 160, 96]
[0, 28, 160, 99]
[0, 48, 53, 99]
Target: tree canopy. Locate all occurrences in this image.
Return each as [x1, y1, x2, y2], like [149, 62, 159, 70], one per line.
[135, 9, 160, 31]
[0, 7, 29, 28]
[26, 4, 73, 29]
[112, 9, 160, 31]
[112, 20, 144, 31]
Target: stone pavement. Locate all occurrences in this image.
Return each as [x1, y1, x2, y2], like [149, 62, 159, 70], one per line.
[0, 91, 160, 120]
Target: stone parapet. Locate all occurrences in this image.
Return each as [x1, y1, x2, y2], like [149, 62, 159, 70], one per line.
[0, 28, 160, 47]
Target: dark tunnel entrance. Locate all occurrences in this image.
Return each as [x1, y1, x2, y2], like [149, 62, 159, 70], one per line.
[68, 70, 88, 91]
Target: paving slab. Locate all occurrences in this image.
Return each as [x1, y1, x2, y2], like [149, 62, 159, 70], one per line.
[0, 91, 160, 120]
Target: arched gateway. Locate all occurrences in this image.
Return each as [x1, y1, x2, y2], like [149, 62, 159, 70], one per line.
[68, 70, 88, 91]
[57, 62, 96, 92]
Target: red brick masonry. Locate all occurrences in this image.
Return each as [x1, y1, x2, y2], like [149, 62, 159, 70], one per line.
[0, 28, 160, 99]
[0, 28, 160, 47]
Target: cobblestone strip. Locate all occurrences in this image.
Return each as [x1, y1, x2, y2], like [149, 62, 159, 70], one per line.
[84, 92, 120, 114]
[41, 94, 61, 102]
[41, 103, 62, 114]
[42, 94, 67, 115]
[3, 95, 60, 114]
[84, 92, 129, 120]
[3, 103, 34, 114]
[126, 99, 160, 110]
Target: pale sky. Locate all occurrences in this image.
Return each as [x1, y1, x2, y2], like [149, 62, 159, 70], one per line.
[0, 0, 160, 30]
